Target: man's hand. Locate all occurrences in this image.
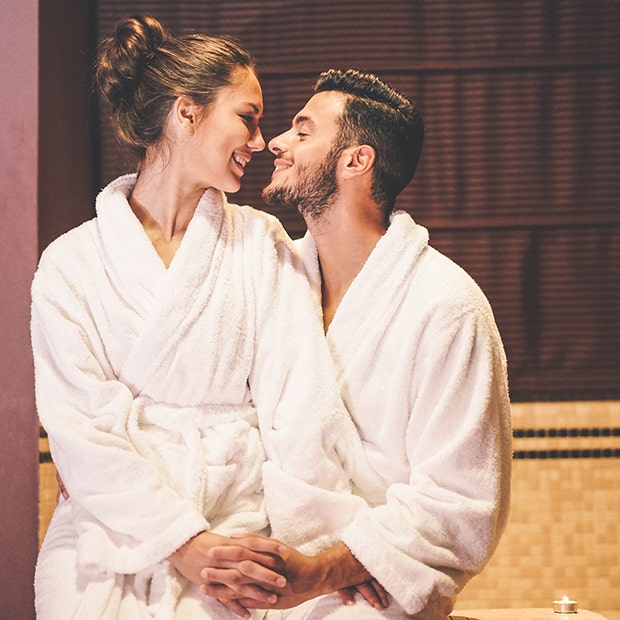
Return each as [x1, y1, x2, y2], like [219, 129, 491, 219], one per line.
[338, 580, 390, 610]
[56, 471, 69, 501]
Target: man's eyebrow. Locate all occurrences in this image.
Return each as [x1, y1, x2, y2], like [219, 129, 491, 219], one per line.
[293, 114, 315, 128]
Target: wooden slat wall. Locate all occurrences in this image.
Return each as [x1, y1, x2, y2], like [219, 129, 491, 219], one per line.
[95, 1, 620, 401]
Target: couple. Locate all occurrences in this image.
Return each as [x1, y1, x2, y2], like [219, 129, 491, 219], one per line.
[32, 14, 512, 620]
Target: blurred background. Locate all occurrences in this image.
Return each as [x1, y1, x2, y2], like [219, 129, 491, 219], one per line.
[40, 0, 620, 402]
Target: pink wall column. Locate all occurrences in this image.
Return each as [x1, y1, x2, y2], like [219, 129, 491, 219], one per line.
[0, 0, 40, 617]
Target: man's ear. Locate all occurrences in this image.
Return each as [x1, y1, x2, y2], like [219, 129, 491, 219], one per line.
[341, 145, 375, 179]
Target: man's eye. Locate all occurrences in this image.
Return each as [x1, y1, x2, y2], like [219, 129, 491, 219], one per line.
[296, 132, 308, 138]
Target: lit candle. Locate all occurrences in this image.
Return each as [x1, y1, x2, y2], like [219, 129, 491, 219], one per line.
[553, 595, 578, 613]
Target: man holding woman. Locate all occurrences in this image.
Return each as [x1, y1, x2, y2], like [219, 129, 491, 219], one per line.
[33, 14, 511, 620]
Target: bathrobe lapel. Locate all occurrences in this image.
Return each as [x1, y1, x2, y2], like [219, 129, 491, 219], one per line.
[95, 174, 228, 395]
[299, 212, 429, 378]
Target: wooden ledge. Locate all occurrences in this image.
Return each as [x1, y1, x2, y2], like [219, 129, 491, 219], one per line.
[451, 609, 608, 620]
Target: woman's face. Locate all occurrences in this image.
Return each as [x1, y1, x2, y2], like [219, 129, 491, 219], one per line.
[188, 68, 265, 193]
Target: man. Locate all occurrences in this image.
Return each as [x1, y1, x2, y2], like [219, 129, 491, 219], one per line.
[201, 69, 512, 619]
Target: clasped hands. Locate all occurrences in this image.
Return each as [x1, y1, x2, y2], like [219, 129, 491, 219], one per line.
[56, 472, 388, 615]
[169, 531, 389, 618]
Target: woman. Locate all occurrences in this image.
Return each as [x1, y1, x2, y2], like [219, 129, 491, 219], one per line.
[32, 15, 371, 619]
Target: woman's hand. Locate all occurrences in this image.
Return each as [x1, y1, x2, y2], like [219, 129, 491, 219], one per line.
[200, 533, 326, 609]
[170, 531, 287, 612]
[193, 533, 390, 615]
[168, 531, 233, 586]
[201, 534, 329, 608]
[198, 533, 288, 605]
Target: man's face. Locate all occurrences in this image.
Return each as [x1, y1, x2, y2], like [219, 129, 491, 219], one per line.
[262, 91, 347, 220]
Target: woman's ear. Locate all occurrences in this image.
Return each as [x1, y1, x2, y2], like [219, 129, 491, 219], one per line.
[341, 144, 376, 179]
[172, 96, 199, 133]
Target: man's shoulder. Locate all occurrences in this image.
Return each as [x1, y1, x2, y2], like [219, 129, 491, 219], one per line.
[417, 243, 476, 286]
[414, 244, 494, 316]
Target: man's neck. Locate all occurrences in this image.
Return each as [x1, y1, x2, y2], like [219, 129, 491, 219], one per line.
[308, 204, 386, 331]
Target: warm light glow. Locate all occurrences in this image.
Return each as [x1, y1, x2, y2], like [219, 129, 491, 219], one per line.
[553, 594, 577, 613]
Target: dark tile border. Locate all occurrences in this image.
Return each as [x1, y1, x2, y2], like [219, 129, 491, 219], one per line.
[39, 428, 620, 463]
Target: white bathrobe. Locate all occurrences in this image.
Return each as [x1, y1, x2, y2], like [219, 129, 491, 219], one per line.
[32, 174, 369, 619]
[287, 211, 512, 619]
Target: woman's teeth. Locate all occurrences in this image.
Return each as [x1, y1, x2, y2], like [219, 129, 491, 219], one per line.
[233, 154, 247, 168]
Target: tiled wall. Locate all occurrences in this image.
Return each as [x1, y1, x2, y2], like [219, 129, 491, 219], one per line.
[39, 401, 620, 616]
[38, 434, 59, 548]
[456, 401, 620, 619]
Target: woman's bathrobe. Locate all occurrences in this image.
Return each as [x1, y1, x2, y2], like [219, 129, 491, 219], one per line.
[291, 212, 512, 619]
[32, 174, 368, 619]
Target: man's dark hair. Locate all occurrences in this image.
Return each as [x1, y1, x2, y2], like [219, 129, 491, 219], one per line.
[314, 69, 424, 216]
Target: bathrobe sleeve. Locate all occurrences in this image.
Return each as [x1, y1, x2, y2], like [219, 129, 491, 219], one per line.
[244, 214, 367, 552]
[340, 297, 512, 614]
[31, 240, 208, 575]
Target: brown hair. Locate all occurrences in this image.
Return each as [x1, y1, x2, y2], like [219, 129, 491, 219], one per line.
[315, 69, 424, 216]
[95, 14, 255, 160]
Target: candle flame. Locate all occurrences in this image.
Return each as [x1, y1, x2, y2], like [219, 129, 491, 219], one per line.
[562, 595, 570, 603]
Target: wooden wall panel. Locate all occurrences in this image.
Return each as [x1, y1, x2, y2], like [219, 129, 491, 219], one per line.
[94, 1, 620, 401]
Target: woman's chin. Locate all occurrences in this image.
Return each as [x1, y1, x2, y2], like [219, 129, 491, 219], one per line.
[221, 177, 242, 194]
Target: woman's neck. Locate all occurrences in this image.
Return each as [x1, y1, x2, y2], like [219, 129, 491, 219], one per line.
[129, 162, 204, 267]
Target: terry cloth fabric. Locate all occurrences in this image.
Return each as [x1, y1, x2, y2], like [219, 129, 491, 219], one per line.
[293, 211, 512, 618]
[31, 174, 370, 619]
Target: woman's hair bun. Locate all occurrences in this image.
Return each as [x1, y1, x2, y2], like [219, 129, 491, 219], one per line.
[94, 14, 254, 158]
[96, 14, 167, 108]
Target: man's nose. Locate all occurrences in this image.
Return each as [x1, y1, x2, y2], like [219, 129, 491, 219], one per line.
[268, 131, 288, 155]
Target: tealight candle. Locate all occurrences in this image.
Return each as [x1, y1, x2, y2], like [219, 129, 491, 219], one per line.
[553, 595, 578, 613]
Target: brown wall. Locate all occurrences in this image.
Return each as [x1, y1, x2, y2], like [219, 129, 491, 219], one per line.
[95, 2, 620, 402]
[39, 0, 97, 252]
[0, 1, 40, 617]
[0, 0, 97, 616]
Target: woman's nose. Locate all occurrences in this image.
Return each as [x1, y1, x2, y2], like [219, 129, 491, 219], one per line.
[249, 126, 266, 152]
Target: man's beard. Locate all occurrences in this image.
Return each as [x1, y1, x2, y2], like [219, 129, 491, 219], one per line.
[262, 147, 341, 222]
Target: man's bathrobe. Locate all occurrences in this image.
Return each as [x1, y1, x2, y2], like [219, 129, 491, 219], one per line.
[31, 174, 368, 619]
[290, 211, 512, 619]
